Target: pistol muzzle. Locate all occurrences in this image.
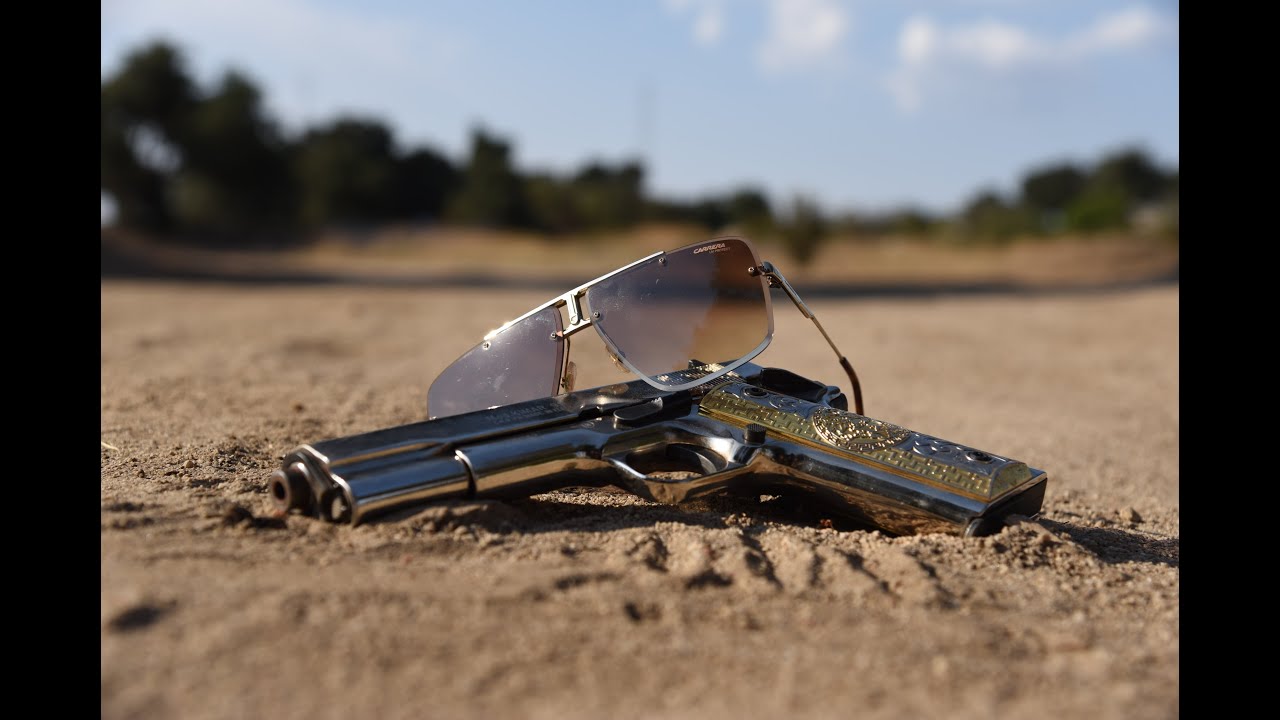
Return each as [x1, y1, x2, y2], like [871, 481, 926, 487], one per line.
[269, 462, 313, 513]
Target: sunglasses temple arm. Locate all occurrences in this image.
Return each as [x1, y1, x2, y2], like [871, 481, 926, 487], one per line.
[760, 262, 865, 416]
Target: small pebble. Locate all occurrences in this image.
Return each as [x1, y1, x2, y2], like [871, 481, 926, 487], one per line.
[182, 459, 196, 469]
[1119, 507, 1143, 524]
[931, 655, 951, 678]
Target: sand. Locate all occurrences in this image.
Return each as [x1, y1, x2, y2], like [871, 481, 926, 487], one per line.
[101, 238, 1178, 719]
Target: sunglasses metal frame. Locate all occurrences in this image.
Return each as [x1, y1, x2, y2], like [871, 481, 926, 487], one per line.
[442, 235, 865, 416]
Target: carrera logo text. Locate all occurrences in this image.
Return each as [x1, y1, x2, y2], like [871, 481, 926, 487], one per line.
[694, 242, 728, 254]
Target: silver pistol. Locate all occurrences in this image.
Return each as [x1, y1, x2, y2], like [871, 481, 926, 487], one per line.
[269, 362, 1047, 536]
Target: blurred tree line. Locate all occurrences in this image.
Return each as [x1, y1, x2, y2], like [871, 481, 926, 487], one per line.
[101, 41, 713, 241]
[826, 148, 1179, 247]
[949, 150, 1179, 242]
[103, 40, 1177, 258]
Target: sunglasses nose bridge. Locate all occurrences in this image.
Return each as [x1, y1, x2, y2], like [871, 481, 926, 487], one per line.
[562, 290, 589, 328]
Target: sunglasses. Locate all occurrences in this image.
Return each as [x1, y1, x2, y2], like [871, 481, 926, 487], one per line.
[427, 235, 863, 419]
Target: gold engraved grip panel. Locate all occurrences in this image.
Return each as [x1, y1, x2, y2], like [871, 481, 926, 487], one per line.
[699, 384, 1035, 502]
[810, 407, 912, 451]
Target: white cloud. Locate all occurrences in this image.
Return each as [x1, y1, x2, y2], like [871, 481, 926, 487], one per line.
[662, 0, 849, 72]
[945, 20, 1039, 71]
[695, 6, 725, 45]
[758, 0, 850, 72]
[663, 0, 727, 47]
[1067, 5, 1176, 56]
[888, 4, 1176, 112]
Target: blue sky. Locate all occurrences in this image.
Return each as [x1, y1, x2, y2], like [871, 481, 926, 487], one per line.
[101, 0, 1178, 216]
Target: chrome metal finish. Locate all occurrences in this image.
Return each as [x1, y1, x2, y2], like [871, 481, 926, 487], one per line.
[274, 362, 1046, 535]
[280, 443, 472, 525]
[441, 237, 862, 416]
[759, 262, 865, 415]
[759, 262, 813, 318]
[483, 253, 661, 342]
[556, 319, 594, 339]
[269, 462, 314, 513]
[566, 292, 584, 327]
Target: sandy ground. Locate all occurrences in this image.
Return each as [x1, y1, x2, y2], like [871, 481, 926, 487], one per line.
[100, 241, 1178, 719]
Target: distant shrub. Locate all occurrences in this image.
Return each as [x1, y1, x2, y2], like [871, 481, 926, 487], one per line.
[779, 197, 826, 265]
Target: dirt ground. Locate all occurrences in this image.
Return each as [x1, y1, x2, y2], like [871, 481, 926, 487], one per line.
[100, 236, 1178, 719]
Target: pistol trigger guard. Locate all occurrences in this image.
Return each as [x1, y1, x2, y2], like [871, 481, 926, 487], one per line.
[600, 440, 737, 505]
[604, 454, 715, 506]
[605, 456, 648, 482]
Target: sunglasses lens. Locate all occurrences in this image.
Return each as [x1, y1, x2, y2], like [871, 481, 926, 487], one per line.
[427, 307, 565, 418]
[585, 237, 771, 389]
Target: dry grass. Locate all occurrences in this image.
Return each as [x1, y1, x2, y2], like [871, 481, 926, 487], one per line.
[103, 223, 1178, 288]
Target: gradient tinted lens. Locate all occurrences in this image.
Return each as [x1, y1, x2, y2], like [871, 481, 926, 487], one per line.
[585, 237, 772, 389]
[427, 307, 565, 418]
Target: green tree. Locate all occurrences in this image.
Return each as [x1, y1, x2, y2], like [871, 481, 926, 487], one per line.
[101, 41, 197, 142]
[1021, 163, 1085, 211]
[890, 208, 935, 236]
[1060, 148, 1170, 233]
[293, 118, 398, 227]
[448, 128, 526, 226]
[1092, 148, 1166, 204]
[173, 71, 294, 236]
[393, 147, 460, 221]
[101, 41, 199, 232]
[523, 173, 579, 233]
[101, 114, 174, 232]
[779, 196, 826, 265]
[1020, 162, 1085, 232]
[960, 190, 1035, 242]
[1064, 185, 1130, 233]
[691, 198, 730, 232]
[726, 187, 774, 235]
[567, 161, 645, 230]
